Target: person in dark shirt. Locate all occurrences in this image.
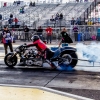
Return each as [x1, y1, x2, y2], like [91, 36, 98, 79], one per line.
[71, 17, 75, 25]
[59, 13, 63, 20]
[2, 26, 13, 55]
[59, 27, 73, 47]
[0, 14, 2, 20]
[24, 25, 30, 41]
[10, 14, 13, 18]
[36, 26, 43, 40]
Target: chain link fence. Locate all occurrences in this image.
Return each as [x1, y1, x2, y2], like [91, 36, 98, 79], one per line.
[0, 25, 100, 42]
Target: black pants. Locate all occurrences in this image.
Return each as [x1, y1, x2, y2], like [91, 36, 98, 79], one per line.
[4, 43, 13, 55]
[74, 32, 78, 41]
[25, 32, 29, 41]
[45, 48, 54, 60]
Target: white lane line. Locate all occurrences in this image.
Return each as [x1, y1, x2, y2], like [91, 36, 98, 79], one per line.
[0, 84, 93, 100]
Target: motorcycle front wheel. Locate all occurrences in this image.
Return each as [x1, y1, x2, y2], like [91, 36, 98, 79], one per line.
[4, 53, 17, 68]
[59, 51, 78, 68]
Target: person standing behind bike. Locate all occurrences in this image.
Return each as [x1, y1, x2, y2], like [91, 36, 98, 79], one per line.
[45, 26, 53, 44]
[24, 25, 30, 41]
[73, 24, 78, 41]
[36, 26, 43, 40]
[59, 27, 73, 47]
[2, 26, 13, 55]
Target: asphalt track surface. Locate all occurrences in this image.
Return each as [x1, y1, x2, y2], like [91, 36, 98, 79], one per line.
[0, 64, 99, 100]
[0, 41, 100, 100]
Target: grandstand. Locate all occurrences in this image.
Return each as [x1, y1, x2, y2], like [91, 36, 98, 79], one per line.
[0, 0, 99, 29]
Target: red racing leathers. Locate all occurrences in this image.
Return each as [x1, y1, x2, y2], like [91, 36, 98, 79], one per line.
[26, 39, 53, 60]
[27, 39, 48, 51]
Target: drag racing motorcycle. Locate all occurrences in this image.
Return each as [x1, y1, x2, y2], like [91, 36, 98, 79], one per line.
[4, 43, 78, 69]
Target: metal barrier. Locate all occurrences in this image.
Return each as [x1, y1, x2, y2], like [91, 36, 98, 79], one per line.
[0, 25, 99, 42]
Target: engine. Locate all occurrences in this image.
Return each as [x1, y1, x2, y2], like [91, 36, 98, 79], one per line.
[24, 49, 42, 66]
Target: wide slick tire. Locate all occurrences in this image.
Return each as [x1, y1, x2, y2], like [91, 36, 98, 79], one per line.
[4, 53, 17, 68]
[60, 51, 78, 68]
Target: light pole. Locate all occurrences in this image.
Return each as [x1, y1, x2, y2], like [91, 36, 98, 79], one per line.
[29, 9, 31, 27]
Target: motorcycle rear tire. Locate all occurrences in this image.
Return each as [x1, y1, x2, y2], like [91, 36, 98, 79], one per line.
[60, 51, 78, 68]
[4, 53, 17, 68]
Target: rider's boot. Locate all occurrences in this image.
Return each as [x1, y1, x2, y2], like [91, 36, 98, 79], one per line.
[51, 62, 58, 68]
[46, 60, 57, 69]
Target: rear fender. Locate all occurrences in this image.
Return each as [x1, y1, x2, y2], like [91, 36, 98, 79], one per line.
[60, 46, 77, 52]
[59, 47, 77, 57]
[52, 46, 76, 59]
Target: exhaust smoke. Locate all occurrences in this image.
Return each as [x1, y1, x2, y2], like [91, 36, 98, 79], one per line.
[76, 42, 100, 63]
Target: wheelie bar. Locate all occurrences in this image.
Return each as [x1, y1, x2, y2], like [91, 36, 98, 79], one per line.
[72, 57, 100, 66]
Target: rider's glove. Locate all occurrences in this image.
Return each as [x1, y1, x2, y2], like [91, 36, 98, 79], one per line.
[23, 45, 27, 48]
[23, 43, 27, 48]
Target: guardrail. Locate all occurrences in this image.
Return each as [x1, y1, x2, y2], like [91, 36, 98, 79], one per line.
[0, 25, 100, 42]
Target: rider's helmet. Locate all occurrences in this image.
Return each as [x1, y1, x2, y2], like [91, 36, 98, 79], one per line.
[31, 35, 40, 42]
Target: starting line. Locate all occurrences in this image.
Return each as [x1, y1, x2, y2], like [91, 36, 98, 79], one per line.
[0, 84, 93, 100]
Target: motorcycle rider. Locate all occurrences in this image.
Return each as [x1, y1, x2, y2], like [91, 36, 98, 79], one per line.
[23, 35, 58, 69]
